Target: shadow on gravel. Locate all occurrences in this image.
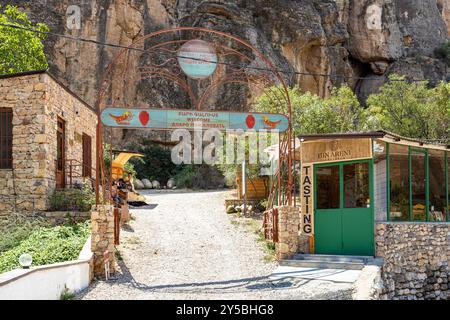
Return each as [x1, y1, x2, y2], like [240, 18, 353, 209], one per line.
[121, 224, 134, 232]
[76, 260, 309, 297]
[140, 189, 230, 196]
[130, 204, 158, 210]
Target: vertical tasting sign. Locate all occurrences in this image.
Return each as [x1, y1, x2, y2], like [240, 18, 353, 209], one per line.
[301, 165, 314, 235]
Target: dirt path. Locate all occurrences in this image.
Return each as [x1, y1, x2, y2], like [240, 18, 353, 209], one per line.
[77, 190, 353, 300]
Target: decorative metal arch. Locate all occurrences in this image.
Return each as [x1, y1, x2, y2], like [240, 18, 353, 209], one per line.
[95, 27, 296, 208]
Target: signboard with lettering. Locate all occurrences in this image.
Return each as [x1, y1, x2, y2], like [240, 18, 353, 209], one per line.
[301, 138, 372, 164]
[300, 165, 314, 235]
[100, 108, 289, 132]
[177, 39, 218, 79]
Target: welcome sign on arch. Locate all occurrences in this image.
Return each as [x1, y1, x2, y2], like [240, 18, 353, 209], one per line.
[95, 27, 295, 206]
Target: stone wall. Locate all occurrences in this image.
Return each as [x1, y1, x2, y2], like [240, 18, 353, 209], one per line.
[0, 71, 97, 213]
[45, 73, 97, 189]
[376, 223, 450, 300]
[36, 211, 91, 225]
[0, 73, 49, 212]
[90, 205, 116, 277]
[275, 206, 300, 260]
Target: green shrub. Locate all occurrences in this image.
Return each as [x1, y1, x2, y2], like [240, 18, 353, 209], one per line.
[173, 164, 197, 188]
[49, 183, 95, 212]
[435, 41, 450, 66]
[0, 214, 50, 253]
[60, 286, 75, 300]
[0, 221, 90, 273]
[130, 141, 176, 184]
[174, 164, 225, 189]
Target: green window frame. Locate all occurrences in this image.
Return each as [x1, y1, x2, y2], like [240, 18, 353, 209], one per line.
[409, 147, 428, 222]
[445, 151, 450, 222]
[386, 142, 449, 222]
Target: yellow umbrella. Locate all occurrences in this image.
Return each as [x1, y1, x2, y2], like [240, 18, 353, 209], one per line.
[111, 152, 143, 180]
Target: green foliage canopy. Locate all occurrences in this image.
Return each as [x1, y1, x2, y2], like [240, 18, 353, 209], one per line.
[254, 76, 449, 142]
[0, 5, 48, 74]
[254, 85, 366, 136]
[366, 75, 450, 140]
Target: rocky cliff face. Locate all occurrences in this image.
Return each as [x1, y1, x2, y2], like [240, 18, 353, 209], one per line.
[6, 0, 450, 143]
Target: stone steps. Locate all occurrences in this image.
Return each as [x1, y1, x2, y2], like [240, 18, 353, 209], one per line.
[280, 254, 378, 270]
[294, 254, 372, 263]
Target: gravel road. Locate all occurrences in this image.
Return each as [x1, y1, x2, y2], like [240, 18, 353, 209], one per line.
[77, 190, 353, 300]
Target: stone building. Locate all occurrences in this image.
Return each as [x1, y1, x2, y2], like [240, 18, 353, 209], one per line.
[267, 131, 450, 299]
[0, 70, 97, 213]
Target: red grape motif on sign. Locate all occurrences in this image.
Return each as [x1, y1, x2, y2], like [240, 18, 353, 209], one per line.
[139, 111, 150, 126]
[245, 114, 255, 129]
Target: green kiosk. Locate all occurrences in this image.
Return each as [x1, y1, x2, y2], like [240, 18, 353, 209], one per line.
[298, 131, 449, 257]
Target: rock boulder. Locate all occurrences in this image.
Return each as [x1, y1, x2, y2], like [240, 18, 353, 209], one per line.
[133, 179, 145, 190]
[142, 179, 153, 189]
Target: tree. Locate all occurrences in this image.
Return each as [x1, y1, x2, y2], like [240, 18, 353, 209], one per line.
[254, 77, 449, 142]
[426, 81, 450, 140]
[254, 85, 365, 135]
[365, 74, 450, 140]
[0, 5, 48, 74]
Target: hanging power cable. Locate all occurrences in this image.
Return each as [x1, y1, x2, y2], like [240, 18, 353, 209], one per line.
[0, 22, 447, 83]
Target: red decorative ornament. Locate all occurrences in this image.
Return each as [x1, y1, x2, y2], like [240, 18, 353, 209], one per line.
[139, 111, 150, 126]
[245, 114, 255, 128]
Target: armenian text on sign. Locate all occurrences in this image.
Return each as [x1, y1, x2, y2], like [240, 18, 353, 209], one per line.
[301, 165, 313, 235]
[100, 108, 289, 132]
[301, 138, 372, 164]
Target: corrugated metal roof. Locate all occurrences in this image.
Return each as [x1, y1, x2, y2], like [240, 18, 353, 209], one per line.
[297, 130, 450, 149]
[297, 131, 385, 141]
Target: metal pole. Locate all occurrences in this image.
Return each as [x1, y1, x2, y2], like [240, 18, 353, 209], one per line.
[242, 159, 247, 214]
[95, 110, 101, 205]
[109, 127, 113, 205]
[69, 160, 72, 188]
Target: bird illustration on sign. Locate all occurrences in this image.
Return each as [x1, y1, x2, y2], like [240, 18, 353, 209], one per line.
[261, 115, 282, 129]
[109, 111, 133, 125]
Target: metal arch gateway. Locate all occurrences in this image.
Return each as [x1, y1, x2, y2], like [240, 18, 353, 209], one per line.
[94, 27, 297, 209]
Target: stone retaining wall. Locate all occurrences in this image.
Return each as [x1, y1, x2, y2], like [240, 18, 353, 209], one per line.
[36, 211, 91, 225]
[376, 223, 450, 300]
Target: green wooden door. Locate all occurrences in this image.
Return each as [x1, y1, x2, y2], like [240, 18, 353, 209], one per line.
[314, 160, 374, 256]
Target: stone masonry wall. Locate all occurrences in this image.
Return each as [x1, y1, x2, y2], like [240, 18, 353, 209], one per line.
[91, 205, 116, 277]
[0, 73, 49, 213]
[45, 73, 97, 190]
[275, 206, 300, 260]
[0, 72, 97, 214]
[376, 223, 450, 300]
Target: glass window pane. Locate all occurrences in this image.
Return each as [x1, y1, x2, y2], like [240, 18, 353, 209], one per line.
[316, 166, 340, 209]
[389, 144, 409, 221]
[429, 150, 446, 222]
[411, 150, 426, 221]
[344, 162, 370, 208]
[374, 140, 387, 220]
